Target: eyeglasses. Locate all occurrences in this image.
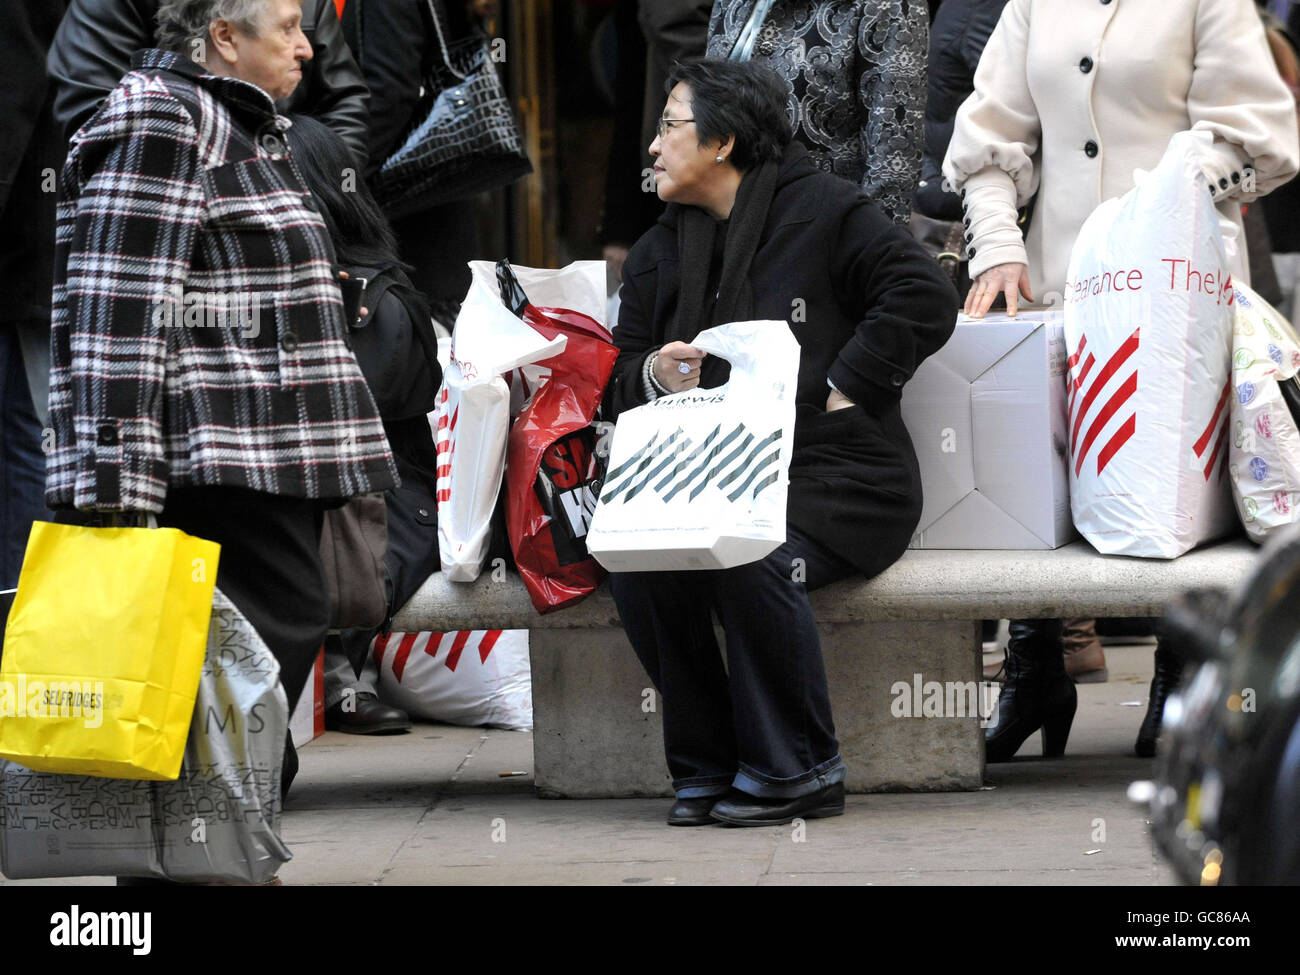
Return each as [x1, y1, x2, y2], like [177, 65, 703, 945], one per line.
[656, 117, 695, 139]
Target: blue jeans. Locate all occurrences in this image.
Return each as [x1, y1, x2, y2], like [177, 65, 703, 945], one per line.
[609, 524, 855, 800]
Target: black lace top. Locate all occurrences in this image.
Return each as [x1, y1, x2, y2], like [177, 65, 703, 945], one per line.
[707, 0, 929, 224]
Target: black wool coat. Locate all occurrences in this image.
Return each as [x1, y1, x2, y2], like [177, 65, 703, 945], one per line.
[916, 0, 1008, 221]
[608, 143, 958, 577]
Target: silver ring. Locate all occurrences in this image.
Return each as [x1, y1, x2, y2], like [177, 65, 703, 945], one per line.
[678, 362, 691, 374]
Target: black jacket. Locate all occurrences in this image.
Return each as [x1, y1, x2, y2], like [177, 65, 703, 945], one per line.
[47, 0, 370, 164]
[609, 143, 957, 575]
[916, 0, 1007, 220]
[0, 0, 69, 325]
[340, 0, 474, 180]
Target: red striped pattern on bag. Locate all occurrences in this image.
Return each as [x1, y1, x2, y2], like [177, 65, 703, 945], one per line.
[1068, 328, 1140, 476]
[1193, 381, 1231, 482]
[435, 385, 457, 504]
[375, 631, 509, 677]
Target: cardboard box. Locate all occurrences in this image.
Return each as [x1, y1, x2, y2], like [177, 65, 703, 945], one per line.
[901, 312, 1075, 549]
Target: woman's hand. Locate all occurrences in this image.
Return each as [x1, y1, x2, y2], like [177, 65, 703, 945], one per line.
[964, 262, 1033, 318]
[653, 341, 706, 392]
[826, 388, 855, 412]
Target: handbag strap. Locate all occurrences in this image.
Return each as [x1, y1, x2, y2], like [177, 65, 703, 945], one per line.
[425, 0, 468, 82]
[728, 0, 778, 62]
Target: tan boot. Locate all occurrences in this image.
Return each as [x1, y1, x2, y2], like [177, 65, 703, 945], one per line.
[1063, 617, 1108, 683]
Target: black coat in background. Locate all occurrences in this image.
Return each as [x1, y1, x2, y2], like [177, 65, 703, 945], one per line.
[916, 0, 1008, 220]
[608, 143, 958, 576]
[339, 0, 482, 309]
[1, 1, 69, 333]
[47, 0, 370, 164]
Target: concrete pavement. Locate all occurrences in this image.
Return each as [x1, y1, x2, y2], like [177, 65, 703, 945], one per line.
[1, 641, 1177, 886]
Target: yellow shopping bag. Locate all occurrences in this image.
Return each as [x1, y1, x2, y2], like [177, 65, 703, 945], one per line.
[0, 521, 220, 780]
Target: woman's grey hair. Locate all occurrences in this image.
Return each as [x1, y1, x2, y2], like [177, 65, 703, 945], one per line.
[155, 0, 268, 53]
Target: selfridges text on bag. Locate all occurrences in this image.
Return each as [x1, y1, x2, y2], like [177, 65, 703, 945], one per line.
[587, 320, 800, 571]
[497, 261, 618, 613]
[0, 589, 291, 883]
[1227, 282, 1300, 541]
[1063, 131, 1236, 558]
[433, 263, 564, 580]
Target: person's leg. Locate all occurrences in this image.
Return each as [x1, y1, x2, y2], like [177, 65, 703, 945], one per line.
[1136, 627, 1184, 757]
[985, 618, 1077, 762]
[608, 569, 737, 799]
[322, 630, 410, 734]
[157, 487, 331, 802]
[705, 525, 855, 801]
[0, 330, 49, 582]
[0, 329, 51, 647]
[1063, 617, 1108, 682]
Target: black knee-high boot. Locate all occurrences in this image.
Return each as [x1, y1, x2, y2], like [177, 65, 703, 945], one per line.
[985, 619, 1078, 762]
[1135, 639, 1184, 758]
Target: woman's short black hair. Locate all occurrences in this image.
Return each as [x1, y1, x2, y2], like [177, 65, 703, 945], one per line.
[665, 57, 792, 171]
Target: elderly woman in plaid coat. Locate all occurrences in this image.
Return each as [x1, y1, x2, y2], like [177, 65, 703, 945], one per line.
[46, 0, 397, 768]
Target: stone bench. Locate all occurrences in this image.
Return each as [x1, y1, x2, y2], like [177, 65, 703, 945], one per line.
[392, 540, 1260, 798]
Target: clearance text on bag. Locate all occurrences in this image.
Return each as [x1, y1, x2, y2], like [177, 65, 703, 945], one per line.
[1064, 259, 1234, 306]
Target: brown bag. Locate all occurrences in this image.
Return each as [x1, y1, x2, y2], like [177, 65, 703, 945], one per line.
[319, 494, 389, 630]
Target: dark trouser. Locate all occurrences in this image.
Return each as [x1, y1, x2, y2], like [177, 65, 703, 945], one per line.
[155, 487, 329, 708]
[609, 524, 856, 800]
[58, 487, 328, 807]
[0, 328, 51, 596]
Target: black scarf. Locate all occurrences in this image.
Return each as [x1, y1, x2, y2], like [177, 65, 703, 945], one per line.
[670, 156, 781, 345]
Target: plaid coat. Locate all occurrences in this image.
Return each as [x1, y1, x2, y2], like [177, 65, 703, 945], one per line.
[47, 49, 397, 513]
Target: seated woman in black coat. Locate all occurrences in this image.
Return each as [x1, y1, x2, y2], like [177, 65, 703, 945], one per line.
[606, 58, 958, 827]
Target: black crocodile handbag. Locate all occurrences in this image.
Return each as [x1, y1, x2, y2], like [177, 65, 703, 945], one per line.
[369, 0, 532, 218]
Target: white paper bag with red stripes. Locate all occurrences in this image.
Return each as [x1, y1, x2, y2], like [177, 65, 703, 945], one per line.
[1062, 131, 1235, 558]
[372, 629, 532, 731]
[432, 270, 565, 581]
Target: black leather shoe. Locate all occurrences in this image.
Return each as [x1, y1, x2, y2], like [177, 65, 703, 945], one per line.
[708, 782, 845, 827]
[667, 796, 722, 826]
[325, 692, 411, 735]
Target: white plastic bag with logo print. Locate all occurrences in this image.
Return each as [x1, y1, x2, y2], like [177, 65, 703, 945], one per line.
[1062, 131, 1235, 558]
[1226, 282, 1300, 542]
[432, 267, 565, 581]
[586, 320, 800, 571]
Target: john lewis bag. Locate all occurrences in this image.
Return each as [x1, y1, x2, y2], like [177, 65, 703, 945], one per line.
[1063, 131, 1236, 558]
[1227, 282, 1300, 541]
[586, 320, 800, 571]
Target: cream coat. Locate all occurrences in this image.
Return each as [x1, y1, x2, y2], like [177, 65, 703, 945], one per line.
[943, 0, 1300, 298]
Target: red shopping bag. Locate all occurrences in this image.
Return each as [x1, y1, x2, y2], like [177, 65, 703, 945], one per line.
[498, 262, 618, 613]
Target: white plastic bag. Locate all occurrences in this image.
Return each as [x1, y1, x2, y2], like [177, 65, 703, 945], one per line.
[372, 629, 532, 731]
[586, 320, 800, 571]
[433, 266, 564, 581]
[1063, 131, 1235, 558]
[1227, 282, 1300, 541]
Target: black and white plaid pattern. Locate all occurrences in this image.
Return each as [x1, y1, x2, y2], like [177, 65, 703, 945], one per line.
[48, 50, 397, 512]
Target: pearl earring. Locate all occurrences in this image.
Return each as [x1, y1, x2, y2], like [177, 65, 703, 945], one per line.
[716, 155, 724, 163]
